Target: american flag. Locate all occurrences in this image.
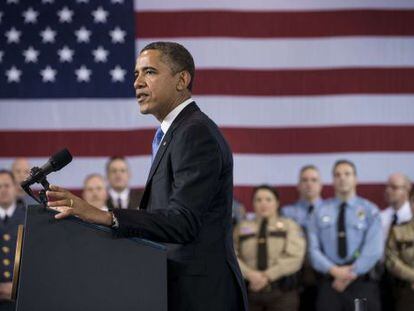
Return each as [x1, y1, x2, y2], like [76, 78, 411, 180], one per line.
[1, 0, 414, 210]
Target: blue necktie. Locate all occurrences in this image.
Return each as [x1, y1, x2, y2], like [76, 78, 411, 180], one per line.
[152, 127, 164, 160]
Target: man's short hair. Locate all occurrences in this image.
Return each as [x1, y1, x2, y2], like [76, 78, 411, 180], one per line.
[332, 159, 357, 176]
[141, 41, 195, 91]
[252, 184, 280, 202]
[299, 164, 320, 178]
[105, 156, 127, 173]
[0, 169, 16, 183]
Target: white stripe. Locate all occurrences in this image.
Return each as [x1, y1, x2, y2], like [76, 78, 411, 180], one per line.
[1, 95, 414, 130]
[1, 152, 413, 188]
[136, 37, 414, 69]
[135, 0, 414, 12]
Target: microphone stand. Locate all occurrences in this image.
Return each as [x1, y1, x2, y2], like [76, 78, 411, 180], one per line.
[21, 166, 50, 208]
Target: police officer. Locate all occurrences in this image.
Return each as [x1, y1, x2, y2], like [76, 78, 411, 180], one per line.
[281, 165, 324, 311]
[234, 185, 305, 311]
[0, 169, 26, 308]
[308, 160, 383, 311]
[385, 188, 414, 311]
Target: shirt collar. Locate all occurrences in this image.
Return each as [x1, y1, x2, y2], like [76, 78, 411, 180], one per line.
[108, 188, 130, 201]
[0, 201, 17, 220]
[160, 97, 193, 135]
[298, 197, 323, 208]
[396, 201, 412, 219]
[333, 195, 358, 207]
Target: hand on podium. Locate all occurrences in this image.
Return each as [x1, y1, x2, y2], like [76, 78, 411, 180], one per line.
[47, 185, 112, 226]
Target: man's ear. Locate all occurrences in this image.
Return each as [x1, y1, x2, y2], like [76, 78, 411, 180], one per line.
[176, 71, 191, 91]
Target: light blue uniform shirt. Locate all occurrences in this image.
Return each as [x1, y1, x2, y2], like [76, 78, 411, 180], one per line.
[281, 198, 323, 229]
[308, 196, 383, 276]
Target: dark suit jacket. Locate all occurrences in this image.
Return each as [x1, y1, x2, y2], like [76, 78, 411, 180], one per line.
[106, 189, 142, 211]
[113, 102, 248, 311]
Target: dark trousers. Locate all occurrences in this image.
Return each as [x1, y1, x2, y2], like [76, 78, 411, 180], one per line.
[248, 288, 299, 311]
[394, 285, 414, 311]
[316, 278, 381, 311]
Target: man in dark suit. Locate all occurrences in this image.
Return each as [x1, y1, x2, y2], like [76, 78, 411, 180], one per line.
[47, 41, 248, 311]
[105, 156, 142, 210]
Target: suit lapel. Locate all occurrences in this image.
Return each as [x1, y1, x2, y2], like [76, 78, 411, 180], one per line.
[139, 102, 200, 209]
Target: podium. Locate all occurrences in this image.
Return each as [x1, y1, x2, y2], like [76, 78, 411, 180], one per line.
[13, 205, 167, 311]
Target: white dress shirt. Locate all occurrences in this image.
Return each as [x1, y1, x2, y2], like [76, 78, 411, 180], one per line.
[380, 201, 412, 243]
[0, 202, 17, 220]
[160, 97, 194, 137]
[108, 188, 130, 209]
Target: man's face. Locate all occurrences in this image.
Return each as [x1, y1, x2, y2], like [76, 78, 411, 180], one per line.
[12, 158, 31, 185]
[298, 168, 322, 201]
[134, 50, 181, 121]
[385, 174, 409, 207]
[0, 174, 17, 208]
[333, 163, 357, 196]
[107, 159, 130, 191]
[83, 176, 108, 209]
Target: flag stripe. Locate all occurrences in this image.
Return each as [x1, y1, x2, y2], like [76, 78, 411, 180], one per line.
[2, 126, 414, 157]
[136, 37, 414, 70]
[135, 0, 414, 12]
[192, 68, 414, 96]
[0, 152, 410, 187]
[2, 95, 414, 131]
[136, 10, 414, 38]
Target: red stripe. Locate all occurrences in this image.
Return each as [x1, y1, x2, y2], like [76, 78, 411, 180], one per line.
[193, 68, 414, 96]
[135, 10, 414, 38]
[233, 184, 387, 212]
[1, 126, 413, 157]
[70, 184, 387, 212]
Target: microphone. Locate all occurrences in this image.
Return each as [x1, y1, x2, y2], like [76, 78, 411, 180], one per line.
[21, 148, 73, 189]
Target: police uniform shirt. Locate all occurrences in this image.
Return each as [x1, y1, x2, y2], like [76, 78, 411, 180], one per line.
[381, 201, 412, 244]
[234, 215, 306, 282]
[281, 198, 323, 229]
[308, 196, 384, 275]
[386, 219, 414, 282]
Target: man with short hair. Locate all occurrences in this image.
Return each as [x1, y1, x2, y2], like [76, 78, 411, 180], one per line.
[381, 173, 412, 241]
[281, 165, 323, 311]
[105, 156, 142, 210]
[47, 41, 248, 310]
[0, 169, 26, 306]
[82, 174, 108, 211]
[11, 158, 36, 206]
[308, 160, 383, 311]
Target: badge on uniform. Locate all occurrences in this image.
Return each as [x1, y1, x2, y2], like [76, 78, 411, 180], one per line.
[357, 210, 365, 220]
[322, 215, 330, 223]
[275, 222, 284, 229]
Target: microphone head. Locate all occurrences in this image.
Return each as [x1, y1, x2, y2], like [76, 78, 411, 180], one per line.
[49, 148, 73, 171]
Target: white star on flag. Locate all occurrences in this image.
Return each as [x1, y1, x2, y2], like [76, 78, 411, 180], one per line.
[5, 27, 21, 43]
[40, 27, 57, 43]
[22, 7, 38, 23]
[92, 46, 109, 62]
[110, 65, 126, 82]
[75, 65, 92, 82]
[109, 27, 126, 43]
[23, 46, 40, 63]
[92, 7, 108, 23]
[57, 7, 74, 23]
[40, 66, 57, 82]
[6, 66, 22, 83]
[75, 26, 91, 43]
[57, 46, 74, 62]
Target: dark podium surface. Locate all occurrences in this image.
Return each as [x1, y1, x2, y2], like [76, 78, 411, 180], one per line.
[14, 205, 167, 311]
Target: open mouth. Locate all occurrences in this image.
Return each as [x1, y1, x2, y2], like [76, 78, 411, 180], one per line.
[136, 93, 149, 103]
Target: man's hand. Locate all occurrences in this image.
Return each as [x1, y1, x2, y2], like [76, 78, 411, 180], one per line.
[332, 278, 354, 292]
[329, 265, 356, 281]
[247, 271, 269, 292]
[47, 185, 112, 226]
[0, 282, 12, 300]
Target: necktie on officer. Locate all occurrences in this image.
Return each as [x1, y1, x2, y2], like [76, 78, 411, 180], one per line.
[257, 218, 268, 270]
[337, 202, 347, 258]
[152, 127, 164, 161]
[307, 204, 314, 215]
[117, 197, 123, 209]
[391, 212, 398, 226]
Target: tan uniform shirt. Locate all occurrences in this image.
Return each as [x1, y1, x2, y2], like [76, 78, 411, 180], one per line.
[386, 219, 414, 283]
[234, 215, 306, 282]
